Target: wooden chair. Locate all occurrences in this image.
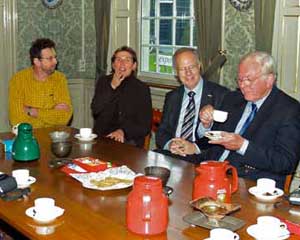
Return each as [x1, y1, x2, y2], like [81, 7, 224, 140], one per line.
[144, 108, 163, 150]
[284, 174, 292, 194]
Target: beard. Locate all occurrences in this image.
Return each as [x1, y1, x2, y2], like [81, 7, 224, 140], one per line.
[43, 66, 56, 75]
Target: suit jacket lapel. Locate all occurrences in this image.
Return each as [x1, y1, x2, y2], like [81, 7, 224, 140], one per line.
[200, 80, 214, 108]
[173, 86, 185, 130]
[244, 87, 279, 137]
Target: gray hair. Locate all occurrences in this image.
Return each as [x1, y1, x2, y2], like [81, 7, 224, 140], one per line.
[173, 47, 200, 68]
[240, 51, 277, 80]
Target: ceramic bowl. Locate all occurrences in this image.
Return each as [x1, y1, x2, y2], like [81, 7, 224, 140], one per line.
[49, 131, 70, 143]
[144, 166, 170, 186]
[51, 142, 72, 158]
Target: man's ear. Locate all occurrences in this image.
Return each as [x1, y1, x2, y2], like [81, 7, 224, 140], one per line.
[266, 73, 275, 88]
[199, 63, 203, 75]
[33, 58, 40, 66]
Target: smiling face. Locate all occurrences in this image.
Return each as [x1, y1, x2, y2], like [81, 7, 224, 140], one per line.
[175, 51, 201, 90]
[238, 59, 274, 102]
[112, 51, 137, 78]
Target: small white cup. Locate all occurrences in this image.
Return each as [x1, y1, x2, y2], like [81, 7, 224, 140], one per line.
[12, 169, 29, 185]
[256, 216, 287, 237]
[34, 197, 55, 216]
[79, 128, 92, 139]
[213, 110, 228, 123]
[210, 228, 239, 240]
[256, 178, 276, 194]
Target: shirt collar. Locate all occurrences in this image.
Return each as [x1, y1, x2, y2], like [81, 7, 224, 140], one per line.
[250, 89, 272, 109]
[183, 76, 203, 96]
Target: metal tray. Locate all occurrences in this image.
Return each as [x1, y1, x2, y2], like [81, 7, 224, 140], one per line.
[183, 211, 245, 231]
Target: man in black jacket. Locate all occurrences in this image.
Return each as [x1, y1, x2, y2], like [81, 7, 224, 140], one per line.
[187, 51, 300, 188]
[155, 48, 229, 161]
[91, 46, 152, 148]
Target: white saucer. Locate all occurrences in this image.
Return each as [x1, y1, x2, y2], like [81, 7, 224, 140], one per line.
[25, 206, 64, 224]
[204, 131, 223, 141]
[17, 176, 36, 189]
[247, 224, 290, 240]
[74, 133, 97, 142]
[248, 186, 284, 201]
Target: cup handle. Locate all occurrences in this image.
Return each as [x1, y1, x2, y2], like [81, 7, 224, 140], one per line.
[142, 194, 151, 221]
[280, 222, 287, 229]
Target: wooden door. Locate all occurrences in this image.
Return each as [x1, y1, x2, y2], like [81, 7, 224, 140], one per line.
[272, 0, 300, 101]
[0, 0, 17, 132]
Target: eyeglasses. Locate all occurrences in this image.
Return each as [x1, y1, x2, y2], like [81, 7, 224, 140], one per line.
[39, 56, 57, 61]
[237, 73, 268, 86]
[114, 57, 133, 63]
[177, 64, 199, 73]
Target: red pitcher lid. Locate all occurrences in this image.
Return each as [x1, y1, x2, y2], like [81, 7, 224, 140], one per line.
[134, 176, 162, 189]
[199, 160, 228, 169]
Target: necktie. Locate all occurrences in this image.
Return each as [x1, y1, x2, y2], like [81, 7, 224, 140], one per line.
[180, 91, 196, 141]
[239, 103, 257, 135]
[219, 103, 257, 162]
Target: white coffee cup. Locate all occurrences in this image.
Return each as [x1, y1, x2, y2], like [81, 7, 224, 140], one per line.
[79, 128, 92, 139]
[256, 178, 276, 194]
[34, 197, 55, 216]
[213, 110, 228, 123]
[256, 216, 287, 237]
[12, 169, 29, 185]
[209, 228, 239, 240]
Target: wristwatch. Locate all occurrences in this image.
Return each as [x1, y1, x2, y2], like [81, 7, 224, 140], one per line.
[27, 107, 31, 116]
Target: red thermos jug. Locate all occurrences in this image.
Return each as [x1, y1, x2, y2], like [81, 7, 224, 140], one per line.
[192, 161, 238, 203]
[126, 176, 168, 235]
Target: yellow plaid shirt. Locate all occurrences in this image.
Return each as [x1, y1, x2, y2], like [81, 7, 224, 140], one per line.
[9, 67, 73, 128]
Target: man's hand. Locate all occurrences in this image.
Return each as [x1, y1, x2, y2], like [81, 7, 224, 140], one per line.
[54, 103, 70, 111]
[111, 72, 125, 89]
[106, 129, 125, 143]
[209, 131, 245, 150]
[199, 104, 214, 128]
[169, 138, 197, 156]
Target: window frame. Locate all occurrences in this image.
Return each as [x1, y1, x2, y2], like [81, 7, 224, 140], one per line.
[137, 0, 196, 86]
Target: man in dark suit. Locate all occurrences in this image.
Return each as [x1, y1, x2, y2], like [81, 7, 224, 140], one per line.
[193, 51, 300, 188]
[155, 48, 229, 161]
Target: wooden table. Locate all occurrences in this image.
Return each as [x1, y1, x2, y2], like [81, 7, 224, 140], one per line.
[0, 127, 299, 239]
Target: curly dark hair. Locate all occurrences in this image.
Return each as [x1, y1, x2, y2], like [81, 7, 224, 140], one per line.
[29, 38, 56, 65]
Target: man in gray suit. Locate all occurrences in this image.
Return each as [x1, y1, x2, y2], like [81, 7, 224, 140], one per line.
[155, 48, 229, 162]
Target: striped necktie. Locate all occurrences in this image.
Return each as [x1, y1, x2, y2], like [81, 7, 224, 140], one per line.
[180, 91, 196, 141]
[239, 103, 257, 135]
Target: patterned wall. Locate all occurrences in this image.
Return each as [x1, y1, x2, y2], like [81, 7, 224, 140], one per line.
[223, 1, 255, 90]
[16, 1, 255, 87]
[16, 0, 96, 79]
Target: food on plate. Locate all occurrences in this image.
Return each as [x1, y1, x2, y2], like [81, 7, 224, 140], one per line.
[90, 177, 132, 188]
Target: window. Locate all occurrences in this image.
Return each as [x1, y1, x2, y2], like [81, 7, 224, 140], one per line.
[140, 0, 197, 81]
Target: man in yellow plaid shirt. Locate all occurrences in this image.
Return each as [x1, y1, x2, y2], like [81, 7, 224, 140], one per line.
[9, 38, 73, 128]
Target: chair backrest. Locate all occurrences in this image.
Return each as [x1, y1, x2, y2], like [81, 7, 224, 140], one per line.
[202, 51, 227, 81]
[144, 108, 163, 150]
[284, 174, 292, 194]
